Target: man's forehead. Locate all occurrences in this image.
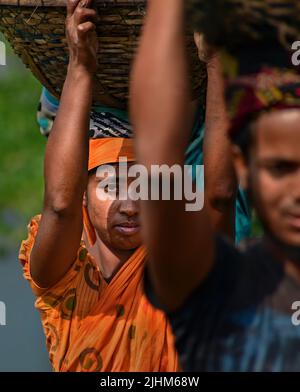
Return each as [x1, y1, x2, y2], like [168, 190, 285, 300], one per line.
[256, 110, 300, 141]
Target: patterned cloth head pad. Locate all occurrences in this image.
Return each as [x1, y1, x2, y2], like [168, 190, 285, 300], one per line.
[37, 87, 133, 139]
[88, 111, 133, 139]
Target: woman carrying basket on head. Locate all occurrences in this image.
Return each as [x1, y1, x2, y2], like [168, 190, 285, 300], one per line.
[18, 0, 179, 372]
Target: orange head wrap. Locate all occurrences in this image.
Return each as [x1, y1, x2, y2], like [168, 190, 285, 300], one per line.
[83, 138, 136, 246]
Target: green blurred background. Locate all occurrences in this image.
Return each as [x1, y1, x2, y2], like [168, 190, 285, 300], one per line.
[0, 33, 45, 257]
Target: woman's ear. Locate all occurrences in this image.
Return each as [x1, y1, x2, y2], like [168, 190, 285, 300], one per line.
[232, 145, 249, 190]
[83, 191, 88, 207]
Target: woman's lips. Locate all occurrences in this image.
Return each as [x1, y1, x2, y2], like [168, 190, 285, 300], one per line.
[286, 214, 300, 230]
[114, 223, 141, 236]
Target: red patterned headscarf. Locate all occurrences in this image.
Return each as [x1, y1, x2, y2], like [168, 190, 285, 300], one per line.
[220, 51, 300, 138]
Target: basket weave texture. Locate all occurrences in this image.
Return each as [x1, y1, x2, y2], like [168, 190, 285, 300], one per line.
[0, 1, 207, 108]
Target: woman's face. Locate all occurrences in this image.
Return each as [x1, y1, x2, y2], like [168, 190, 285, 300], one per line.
[234, 109, 300, 247]
[84, 163, 142, 251]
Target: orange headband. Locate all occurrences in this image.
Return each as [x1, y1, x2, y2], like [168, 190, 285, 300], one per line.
[84, 138, 136, 246]
[88, 137, 136, 171]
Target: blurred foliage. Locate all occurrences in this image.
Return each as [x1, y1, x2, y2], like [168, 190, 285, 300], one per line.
[0, 34, 45, 255]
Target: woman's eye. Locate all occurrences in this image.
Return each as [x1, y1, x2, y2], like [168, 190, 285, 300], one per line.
[268, 162, 297, 177]
[104, 183, 119, 193]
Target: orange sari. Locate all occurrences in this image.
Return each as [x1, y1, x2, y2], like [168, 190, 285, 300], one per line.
[19, 215, 179, 372]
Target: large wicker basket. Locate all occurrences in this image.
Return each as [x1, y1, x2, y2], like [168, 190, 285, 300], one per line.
[0, 0, 207, 109]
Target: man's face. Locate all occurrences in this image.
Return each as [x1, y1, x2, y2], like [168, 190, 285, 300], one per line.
[234, 109, 300, 247]
[85, 162, 142, 251]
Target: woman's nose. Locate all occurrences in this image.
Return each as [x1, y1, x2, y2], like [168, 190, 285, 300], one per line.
[119, 199, 139, 217]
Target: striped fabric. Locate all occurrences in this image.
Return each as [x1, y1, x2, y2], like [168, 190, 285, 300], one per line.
[37, 87, 133, 139]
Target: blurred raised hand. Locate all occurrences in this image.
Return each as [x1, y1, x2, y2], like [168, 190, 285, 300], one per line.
[194, 32, 217, 64]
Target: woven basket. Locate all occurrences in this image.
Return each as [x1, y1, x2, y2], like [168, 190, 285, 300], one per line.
[0, 0, 207, 109]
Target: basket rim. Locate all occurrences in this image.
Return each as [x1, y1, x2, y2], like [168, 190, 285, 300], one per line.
[0, 0, 145, 6]
[0, 0, 65, 5]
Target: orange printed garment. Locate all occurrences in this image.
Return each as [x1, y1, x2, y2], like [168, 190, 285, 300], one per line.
[19, 215, 179, 372]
